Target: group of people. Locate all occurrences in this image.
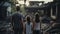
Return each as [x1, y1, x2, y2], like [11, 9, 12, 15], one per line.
[10, 6, 41, 34]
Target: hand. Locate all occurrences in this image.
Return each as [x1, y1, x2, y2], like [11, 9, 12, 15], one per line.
[10, 26, 14, 32]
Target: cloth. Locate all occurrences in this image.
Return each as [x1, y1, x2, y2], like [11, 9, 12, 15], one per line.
[34, 22, 40, 30]
[25, 22, 32, 34]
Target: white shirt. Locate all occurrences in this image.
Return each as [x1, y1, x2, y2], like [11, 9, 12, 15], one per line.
[34, 22, 40, 30]
[25, 22, 32, 34]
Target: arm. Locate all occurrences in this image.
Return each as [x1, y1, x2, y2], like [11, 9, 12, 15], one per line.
[20, 18, 25, 34]
[10, 16, 14, 31]
[31, 19, 35, 31]
[31, 20, 35, 34]
[32, 21, 35, 30]
[23, 22, 25, 34]
[10, 13, 13, 26]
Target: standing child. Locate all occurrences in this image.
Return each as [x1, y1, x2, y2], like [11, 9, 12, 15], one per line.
[24, 15, 33, 34]
[33, 13, 40, 34]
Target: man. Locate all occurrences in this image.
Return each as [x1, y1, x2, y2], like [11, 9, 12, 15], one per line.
[11, 6, 23, 34]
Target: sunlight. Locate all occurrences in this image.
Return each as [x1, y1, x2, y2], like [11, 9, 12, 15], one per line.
[29, 0, 53, 3]
[25, 1, 29, 6]
[17, 0, 24, 4]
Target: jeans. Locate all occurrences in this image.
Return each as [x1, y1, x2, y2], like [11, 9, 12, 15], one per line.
[14, 28, 22, 34]
[33, 30, 40, 34]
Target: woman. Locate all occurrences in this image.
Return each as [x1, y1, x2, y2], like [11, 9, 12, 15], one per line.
[33, 13, 40, 34]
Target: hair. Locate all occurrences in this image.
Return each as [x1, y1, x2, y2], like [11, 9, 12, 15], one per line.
[16, 6, 20, 11]
[35, 13, 40, 23]
[26, 15, 31, 22]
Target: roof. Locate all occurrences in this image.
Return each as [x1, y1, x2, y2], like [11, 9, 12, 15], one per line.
[29, 1, 44, 3]
[25, 6, 46, 10]
[25, 1, 57, 12]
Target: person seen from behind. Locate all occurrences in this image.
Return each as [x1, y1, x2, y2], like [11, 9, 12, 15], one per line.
[24, 15, 33, 34]
[33, 13, 40, 34]
[11, 6, 23, 34]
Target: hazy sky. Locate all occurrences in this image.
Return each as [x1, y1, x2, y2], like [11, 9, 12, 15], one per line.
[29, 0, 53, 3]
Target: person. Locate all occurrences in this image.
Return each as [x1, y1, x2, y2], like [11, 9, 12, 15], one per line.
[33, 13, 40, 34]
[11, 6, 23, 34]
[24, 15, 33, 34]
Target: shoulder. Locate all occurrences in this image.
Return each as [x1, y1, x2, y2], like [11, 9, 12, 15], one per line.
[18, 13, 24, 17]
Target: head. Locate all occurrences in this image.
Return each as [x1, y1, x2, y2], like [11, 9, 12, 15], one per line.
[26, 15, 31, 22]
[16, 6, 20, 11]
[35, 13, 40, 23]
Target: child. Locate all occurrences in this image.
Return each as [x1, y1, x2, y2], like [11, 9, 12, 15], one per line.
[24, 15, 33, 34]
[33, 13, 40, 34]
